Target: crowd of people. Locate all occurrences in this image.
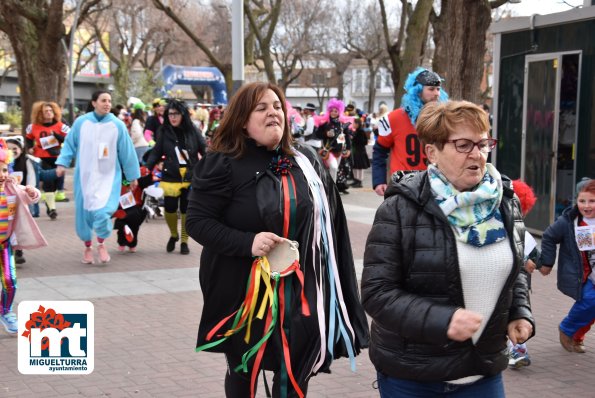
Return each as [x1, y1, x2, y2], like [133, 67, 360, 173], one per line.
[0, 70, 592, 398]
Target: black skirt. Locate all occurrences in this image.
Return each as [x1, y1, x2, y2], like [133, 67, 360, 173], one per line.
[351, 145, 370, 169]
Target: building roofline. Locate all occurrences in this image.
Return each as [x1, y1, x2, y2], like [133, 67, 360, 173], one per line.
[490, 5, 595, 34]
[0, 70, 113, 84]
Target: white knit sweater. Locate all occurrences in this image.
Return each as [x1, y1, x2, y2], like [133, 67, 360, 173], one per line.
[448, 236, 513, 385]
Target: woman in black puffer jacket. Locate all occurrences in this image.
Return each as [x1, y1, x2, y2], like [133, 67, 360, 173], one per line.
[361, 100, 534, 398]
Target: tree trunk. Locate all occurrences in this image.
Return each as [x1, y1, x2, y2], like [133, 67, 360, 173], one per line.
[112, 60, 130, 106]
[366, 59, 381, 113]
[430, 9, 447, 80]
[336, 71, 345, 100]
[434, 0, 491, 102]
[395, 0, 434, 103]
[329, 53, 353, 101]
[378, 0, 402, 108]
[244, 0, 282, 85]
[0, 5, 67, 129]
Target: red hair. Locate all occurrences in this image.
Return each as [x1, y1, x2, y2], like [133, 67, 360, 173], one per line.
[512, 180, 537, 216]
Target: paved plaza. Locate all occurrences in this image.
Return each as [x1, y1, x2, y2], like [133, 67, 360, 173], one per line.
[1, 171, 594, 397]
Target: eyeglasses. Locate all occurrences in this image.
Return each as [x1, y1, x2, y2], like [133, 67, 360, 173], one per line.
[168, 112, 181, 117]
[445, 138, 498, 153]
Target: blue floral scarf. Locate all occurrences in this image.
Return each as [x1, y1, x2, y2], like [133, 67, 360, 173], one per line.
[428, 163, 506, 247]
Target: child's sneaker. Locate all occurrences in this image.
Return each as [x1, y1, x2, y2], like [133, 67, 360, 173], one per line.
[82, 247, 94, 264]
[573, 340, 586, 353]
[97, 244, 110, 263]
[0, 312, 18, 334]
[508, 347, 531, 369]
[129, 247, 137, 253]
[117, 246, 125, 253]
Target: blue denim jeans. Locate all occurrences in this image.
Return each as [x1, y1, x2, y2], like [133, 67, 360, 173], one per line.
[377, 372, 505, 398]
[560, 279, 595, 336]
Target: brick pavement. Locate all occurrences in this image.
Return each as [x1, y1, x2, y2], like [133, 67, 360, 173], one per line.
[0, 172, 594, 397]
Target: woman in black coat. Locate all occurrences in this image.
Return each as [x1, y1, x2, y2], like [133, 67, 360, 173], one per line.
[349, 117, 371, 188]
[145, 99, 206, 255]
[186, 82, 368, 397]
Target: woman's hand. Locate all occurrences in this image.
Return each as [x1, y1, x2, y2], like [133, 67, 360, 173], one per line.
[539, 266, 553, 276]
[524, 259, 537, 273]
[507, 319, 533, 345]
[252, 232, 284, 257]
[56, 166, 66, 177]
[447, 308, 483, 342]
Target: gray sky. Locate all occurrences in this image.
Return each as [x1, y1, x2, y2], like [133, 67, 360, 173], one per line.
[506, 0, 584, 16]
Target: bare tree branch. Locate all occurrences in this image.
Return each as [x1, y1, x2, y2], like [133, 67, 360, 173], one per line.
[152, 0, 232, 94]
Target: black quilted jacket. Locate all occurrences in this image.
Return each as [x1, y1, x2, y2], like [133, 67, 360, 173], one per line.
[361, 171, 535, 382]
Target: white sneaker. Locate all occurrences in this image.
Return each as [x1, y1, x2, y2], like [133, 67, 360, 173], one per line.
[0, 312, 18, 334]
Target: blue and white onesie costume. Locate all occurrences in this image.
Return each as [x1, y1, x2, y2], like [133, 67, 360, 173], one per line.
[57, 112, 140, 242]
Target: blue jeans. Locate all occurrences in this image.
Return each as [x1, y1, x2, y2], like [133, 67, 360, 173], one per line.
[377, 372, 505, 398]
[560, 279, 595, 336]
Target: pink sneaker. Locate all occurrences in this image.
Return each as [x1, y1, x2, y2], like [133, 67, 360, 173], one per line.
[128, 247, 137, 253]
[117, 246, 125, 252]
[97, 244, 111, 263]
[82, 247, 94, 264]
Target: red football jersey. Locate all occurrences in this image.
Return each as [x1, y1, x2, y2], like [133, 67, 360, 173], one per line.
[25, 122, 70, 159]
[376, 108, 427, 173]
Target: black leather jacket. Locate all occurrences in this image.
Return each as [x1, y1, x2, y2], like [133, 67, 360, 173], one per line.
[361, 171, 534, 382]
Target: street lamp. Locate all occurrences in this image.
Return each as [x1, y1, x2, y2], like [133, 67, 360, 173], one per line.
[231, 0, 244, 94]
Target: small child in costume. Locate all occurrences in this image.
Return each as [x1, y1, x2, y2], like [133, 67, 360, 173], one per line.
[0, 138, 47, 335]
[508, 179, 540, 368]
[142, 151, 164, 217]
[112, 167, 154, 252]
[540, 178, 595, 354]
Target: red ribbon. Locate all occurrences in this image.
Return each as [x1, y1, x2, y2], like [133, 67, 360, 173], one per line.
[21, 305, 72, 350]
[279, 278, 305, 397]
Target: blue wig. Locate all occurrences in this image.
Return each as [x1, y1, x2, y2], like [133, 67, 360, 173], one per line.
[401, 67, 449, 125]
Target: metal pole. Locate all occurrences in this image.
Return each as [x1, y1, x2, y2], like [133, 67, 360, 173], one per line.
[65, 0, 83, 124]
[231, 0, 244, 95]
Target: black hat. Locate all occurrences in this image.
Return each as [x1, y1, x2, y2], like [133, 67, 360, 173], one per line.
[415, 70, 442, 87]
[304, 103, 316, 111]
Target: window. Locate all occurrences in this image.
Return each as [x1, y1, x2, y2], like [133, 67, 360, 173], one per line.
[376, 71, 382, 90]
[312, 73, 327, 86]
[354, 70, 363, 93]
